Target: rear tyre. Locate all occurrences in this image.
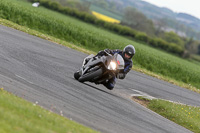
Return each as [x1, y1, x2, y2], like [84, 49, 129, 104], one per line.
[74, 71, 81, 80]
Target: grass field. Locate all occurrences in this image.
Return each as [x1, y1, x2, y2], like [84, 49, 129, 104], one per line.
[132, 96, 200, 133]
[90, 4, 122, 21]
[148, 99, 200, 133]
[0, 0, 200, 91]
[0, 89, 97, 133]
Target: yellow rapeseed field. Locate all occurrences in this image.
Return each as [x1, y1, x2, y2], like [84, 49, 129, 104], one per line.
[92, 11, 120, 24]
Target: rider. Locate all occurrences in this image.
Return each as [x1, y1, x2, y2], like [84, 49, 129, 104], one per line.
[95, 45, 136, 90]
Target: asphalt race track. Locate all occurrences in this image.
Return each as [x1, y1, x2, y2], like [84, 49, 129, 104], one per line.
[1, 25, 199, 133]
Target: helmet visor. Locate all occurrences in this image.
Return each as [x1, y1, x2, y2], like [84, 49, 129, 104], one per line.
[124, 52, 131, 59]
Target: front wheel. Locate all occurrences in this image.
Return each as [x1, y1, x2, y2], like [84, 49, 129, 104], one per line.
[78, 67, 103, 83]
[74, 70, 81, 80]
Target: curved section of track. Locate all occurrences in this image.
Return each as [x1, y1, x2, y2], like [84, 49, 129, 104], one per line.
[1, 25, 199, 133]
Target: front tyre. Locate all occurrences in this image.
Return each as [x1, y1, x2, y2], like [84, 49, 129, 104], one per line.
[78, 67, 103, 83]
[74, 70, 81, 80]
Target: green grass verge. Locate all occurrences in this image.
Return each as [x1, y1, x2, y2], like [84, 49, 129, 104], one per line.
[0, 89, 98, 133]
[0, 0, 200, 92]
[147, 99, 200, 133]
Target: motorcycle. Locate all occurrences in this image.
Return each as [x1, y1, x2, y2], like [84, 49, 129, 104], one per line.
[74, 50, 125, 85]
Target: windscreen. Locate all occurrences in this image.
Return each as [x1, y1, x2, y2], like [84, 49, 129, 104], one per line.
[115, 54, 125, 70]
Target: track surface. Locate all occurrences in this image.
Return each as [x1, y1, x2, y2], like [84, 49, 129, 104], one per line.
[1, 25, 199, 133]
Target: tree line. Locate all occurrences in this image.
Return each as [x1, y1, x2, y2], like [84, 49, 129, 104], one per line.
[92, 1, 200, 59]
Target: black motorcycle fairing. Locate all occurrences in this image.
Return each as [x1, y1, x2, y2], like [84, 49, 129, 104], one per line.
[81, 56, 105, 76]
[75, 53, 125, 85]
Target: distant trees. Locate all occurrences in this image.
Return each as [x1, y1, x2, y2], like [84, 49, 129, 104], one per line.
[198, 45, 200, 55]
[50, 0, 79, 7]
[162, 32, 184, 47]
[49, 0, 90, 12]
[184, 38, 200, 55]
[155, 18, 200, 41]
[121, 7, 155, 36]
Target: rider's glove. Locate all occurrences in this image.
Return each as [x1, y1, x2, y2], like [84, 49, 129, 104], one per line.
[116, 73, 126, 79]
[97, 49, 111, 56]
[104, 49, 111, 55]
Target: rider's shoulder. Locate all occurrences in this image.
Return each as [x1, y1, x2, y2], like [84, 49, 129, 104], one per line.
[126, 58, 133, 65]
